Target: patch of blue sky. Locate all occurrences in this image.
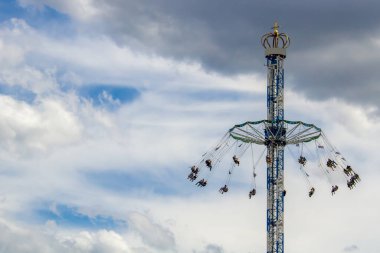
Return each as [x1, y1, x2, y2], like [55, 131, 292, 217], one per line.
[36, 203, 127, 230]
[83, 168, 196, 197]
[0, 83, 36, 103]
[0, 0, 73, 36]
[78, 84, 140, 110]
[0, 0, 25, 22]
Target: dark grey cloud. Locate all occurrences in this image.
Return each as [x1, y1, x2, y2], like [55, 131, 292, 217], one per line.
[98, 0, 380, 110]
[194, 244, 225, 253]
[344, 244, 359, 252]
[71, 0, 380, 110]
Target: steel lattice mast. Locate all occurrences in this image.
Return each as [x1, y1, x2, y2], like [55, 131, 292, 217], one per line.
[262, 22, 289, 253]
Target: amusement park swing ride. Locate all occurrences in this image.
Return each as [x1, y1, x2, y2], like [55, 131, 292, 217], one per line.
[187, 23, 360, 253]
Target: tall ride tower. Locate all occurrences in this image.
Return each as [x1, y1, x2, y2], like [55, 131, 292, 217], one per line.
[188, 22, 360, 253]
[261, 22, 290, 253]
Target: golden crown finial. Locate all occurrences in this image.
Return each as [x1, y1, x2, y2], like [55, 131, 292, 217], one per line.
[261, 22, 290, 49]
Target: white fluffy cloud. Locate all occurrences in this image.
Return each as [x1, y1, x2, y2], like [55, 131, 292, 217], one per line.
[0, 219, 132, 253]
[0, 95, 82, 154]
[61, 230, 131, 253]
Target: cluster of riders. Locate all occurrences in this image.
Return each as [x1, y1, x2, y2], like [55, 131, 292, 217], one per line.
[298, 156, 360, 195]
[344, 165, 360, 189]
[187, 165, 199, 182]
[188, 154, 360, 197]
[190, 155, 257, 198]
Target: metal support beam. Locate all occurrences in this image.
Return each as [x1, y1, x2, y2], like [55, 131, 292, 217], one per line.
[266, 53, 285, 253]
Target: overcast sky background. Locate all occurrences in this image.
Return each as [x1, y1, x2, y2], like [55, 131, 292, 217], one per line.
[0, 1, 379, 252]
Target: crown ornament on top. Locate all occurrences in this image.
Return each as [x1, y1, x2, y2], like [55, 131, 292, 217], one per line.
[261, 22, 290, 49]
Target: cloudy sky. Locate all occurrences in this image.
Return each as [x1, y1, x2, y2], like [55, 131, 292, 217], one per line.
[0, 0, 379, 252]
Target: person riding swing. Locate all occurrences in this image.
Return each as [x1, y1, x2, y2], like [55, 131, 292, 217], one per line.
[219, 185, 229, 194]
[233, 155, 240, 166]
[331, 185, 338, 195]
[249, 188, 256, 199]
[298, 156, 307, 166]
[309, 187, 315, 197]
[196, 179, 207, 187]
[205, 159, 212, 170]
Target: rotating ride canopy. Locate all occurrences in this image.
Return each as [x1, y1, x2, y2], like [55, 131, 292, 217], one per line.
[229, 120, 322, 145]
[187, 22, 360, 253]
